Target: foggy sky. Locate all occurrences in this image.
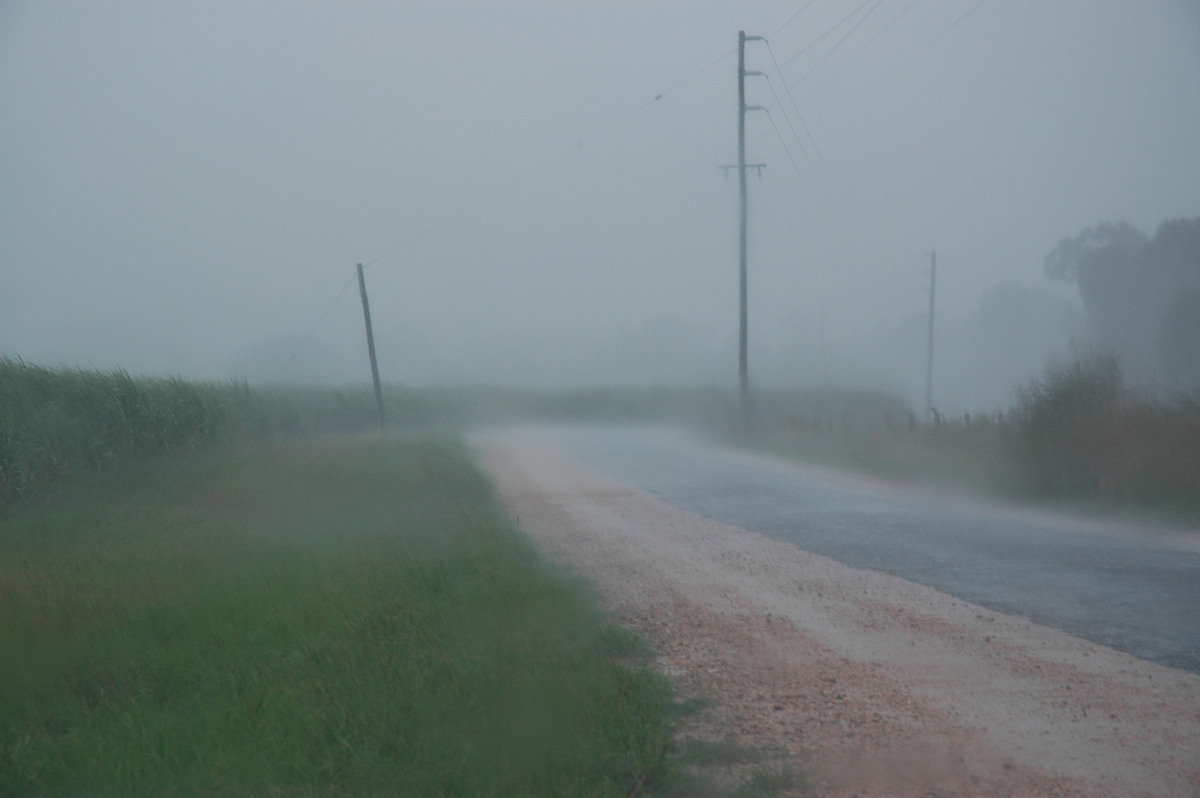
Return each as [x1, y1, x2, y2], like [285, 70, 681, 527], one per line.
[3, 1, 1199, 411]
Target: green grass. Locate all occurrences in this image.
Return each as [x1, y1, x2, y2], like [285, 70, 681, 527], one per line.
[677, 739, 766, 768]
[0, 435, 679, 796]
[731, 765, 808, 798]
[665, 738, 805, 798]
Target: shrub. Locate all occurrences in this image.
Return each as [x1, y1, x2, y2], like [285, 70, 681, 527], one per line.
[1011, 352, 1124, 496]
[1011, 353, 1200, 515]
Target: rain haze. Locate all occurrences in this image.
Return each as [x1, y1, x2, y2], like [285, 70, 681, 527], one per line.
[3, 1, 1199, 413]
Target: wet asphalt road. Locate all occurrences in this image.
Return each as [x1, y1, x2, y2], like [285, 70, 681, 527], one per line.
[539, 425, 1200, 674]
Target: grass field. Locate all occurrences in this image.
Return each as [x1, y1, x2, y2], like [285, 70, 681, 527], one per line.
[0, 435, 681, 796]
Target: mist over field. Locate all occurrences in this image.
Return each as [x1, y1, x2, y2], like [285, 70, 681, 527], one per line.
[3, 1, 1198, 414]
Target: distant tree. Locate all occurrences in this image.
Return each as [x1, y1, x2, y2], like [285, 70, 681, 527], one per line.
[1043, 221, 1146, 283]
[1044, 218, 1200, 388]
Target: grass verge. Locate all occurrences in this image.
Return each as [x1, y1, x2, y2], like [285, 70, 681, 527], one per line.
[0, 435, 678, 796]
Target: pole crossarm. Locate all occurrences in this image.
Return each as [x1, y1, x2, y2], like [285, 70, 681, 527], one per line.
[719, 163, 766, 176]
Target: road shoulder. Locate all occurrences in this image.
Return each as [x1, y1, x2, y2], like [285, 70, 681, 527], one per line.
[475, 428, 1200, 798]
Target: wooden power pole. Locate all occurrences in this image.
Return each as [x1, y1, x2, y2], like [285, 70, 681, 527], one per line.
[736, 30, 764, 420]
[356, 262, 386, 432]
[925, 250, 936, 421]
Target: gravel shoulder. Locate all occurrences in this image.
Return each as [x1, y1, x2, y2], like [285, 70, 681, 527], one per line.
[474, 428, 1200, 798]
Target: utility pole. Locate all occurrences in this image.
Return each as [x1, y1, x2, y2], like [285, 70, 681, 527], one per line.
[925, 250, 936, 422]
[356, 262, 387, 432]
[736, 30, 765, 420]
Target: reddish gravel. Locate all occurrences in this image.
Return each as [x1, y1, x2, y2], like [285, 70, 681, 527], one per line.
[475, 429, 1200, 798]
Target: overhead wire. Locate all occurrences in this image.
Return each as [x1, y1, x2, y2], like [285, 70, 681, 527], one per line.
[819, 0, 927, 85]
[277, 271, 357, 377]
[786, 0, 887, 91]
[764, 42, 831, 180]
[763, 0, 991, 205]
[639, 47, 737, 108]
[766, 0, 820, 40]
[362, 169, 544, 269]
[856, 0, 990, 99]
[912, 0, 989, 58]
[760, 74, 822, 186]
[774, 0, 878, 72]
[762, 107, 810, 190]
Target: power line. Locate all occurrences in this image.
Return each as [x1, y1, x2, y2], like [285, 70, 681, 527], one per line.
[819, 0, 927, 86]
[774, 0, 878, 72]
[278, 271, 357, 377]
[363, 166, 546, 268]
[857, 0, 990, 99]
[764, 42, 831, 180]
[640, 47, 737, 107]
[917, 0, 989, 57]
[763, 107, 811, 189]
[740, 34, 816, 185]
[767, 0, 820, 40]
[787, 0, 887, 91]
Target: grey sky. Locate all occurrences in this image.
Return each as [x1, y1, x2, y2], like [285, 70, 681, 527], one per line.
[2, 1, 1198, 409]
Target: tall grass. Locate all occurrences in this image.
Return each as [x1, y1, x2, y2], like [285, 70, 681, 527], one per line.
[0, 358, 243, 503]
[0, 435, 679, 795]
[0, 360, 461, 505]
[1011, 353, 1200, 516]
[729, 354, 1200, 523]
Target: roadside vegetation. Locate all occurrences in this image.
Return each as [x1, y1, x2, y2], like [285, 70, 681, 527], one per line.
[1009, 353, 1200, 518]
[0, 356, 815, 508]
[1, 435, 686, 795]
[0, 357, 241, 504]
[8, 352, 1197, 523]
[0, 358, 734, 507]
[1, 359, 812, 795]
[737, 354, 1200, 525]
